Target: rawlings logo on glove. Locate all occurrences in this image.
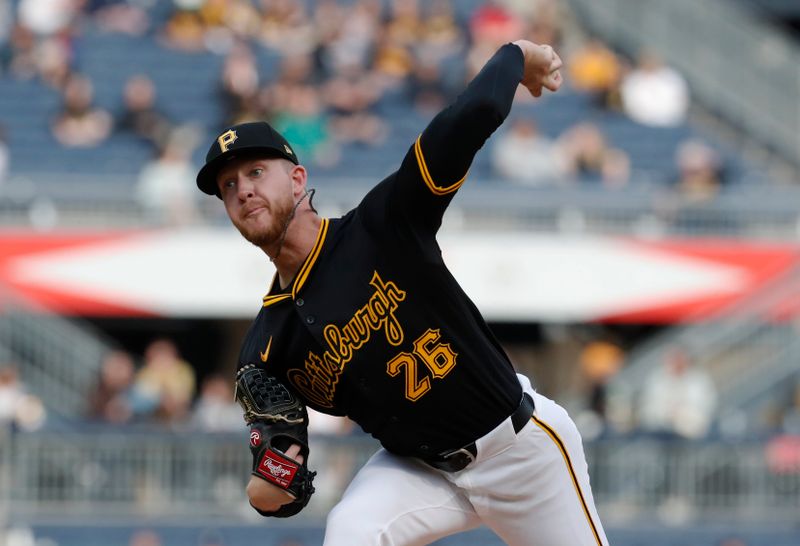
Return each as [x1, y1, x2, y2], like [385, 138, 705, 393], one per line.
[256, 448, 298, 487]
[235, 365, 316, 518]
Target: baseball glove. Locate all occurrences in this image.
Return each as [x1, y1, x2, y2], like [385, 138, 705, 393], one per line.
[235, 364, 316, 518]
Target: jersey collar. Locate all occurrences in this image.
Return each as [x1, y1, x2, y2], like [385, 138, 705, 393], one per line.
[262, 218, 330, 308]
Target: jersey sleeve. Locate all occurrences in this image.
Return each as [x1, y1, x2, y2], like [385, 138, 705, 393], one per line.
[358, 43, 525, 241]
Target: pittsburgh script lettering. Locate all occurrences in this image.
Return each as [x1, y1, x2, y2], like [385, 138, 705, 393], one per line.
[288, 271, 406, 408]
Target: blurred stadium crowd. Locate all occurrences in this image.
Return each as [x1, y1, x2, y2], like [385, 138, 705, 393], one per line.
[0, 0, 754, 226]
[1, 0, 800, 545]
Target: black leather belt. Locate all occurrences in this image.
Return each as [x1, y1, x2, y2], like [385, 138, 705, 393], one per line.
[424, 392, 534, 473]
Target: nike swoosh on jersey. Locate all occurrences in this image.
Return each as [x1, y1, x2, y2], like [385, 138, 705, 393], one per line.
[260, 336, 273, 363]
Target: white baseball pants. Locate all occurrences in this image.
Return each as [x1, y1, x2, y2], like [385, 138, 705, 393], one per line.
[323, 375, 608, 546]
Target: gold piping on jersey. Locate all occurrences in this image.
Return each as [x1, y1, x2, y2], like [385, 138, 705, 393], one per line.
[414, 135, 468, 196]
[262, 289, 291, 308]
[261, 218, 330, 307]
[532, 416, 605, 546]
[292, 218, 329, 298]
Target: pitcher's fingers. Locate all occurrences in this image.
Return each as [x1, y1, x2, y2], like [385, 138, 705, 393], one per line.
[285, 443, 304, 463]
[542, 70, 562, 92]
[550, 51, 563, 72]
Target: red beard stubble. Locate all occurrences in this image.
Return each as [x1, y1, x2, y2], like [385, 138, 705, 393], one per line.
[234, 194, 295, 249]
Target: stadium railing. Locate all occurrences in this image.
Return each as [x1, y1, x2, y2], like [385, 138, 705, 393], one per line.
[0, 291, 113, 419]
[1, 428, 798, 525]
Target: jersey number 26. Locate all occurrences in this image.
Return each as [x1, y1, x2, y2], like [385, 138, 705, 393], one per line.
[386, 328, 457, 402]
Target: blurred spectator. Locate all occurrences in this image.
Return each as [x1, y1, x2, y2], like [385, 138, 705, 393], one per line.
[567, 38, 622, 109]
[558, 121, 605, 179]
[408, 56, 448, 114]
[116, 74, 174, 151]
[136, 125, 201, 226]
[557, 122, 630, 187]
[259, 53, 316, 119]
[600, 148, 632, 188]
[130, 338, 197, 423]
[277, 51, 316, 86]
[88, 350, 136, 424]
[311, 0, 346, 70]
[5, 18, 74, 88]
[162, 6, 206, 52]
[410, 0, 466, 106]
[0, 363, 46, 430]
[491, 117, 563, 185]
[18, 0, 77, 36]
[470, 2, 525, 48]
[316, 0, 380, 75]
[372, 33, 415, 93]
[218, 43, 260, 126]
[257, 0, 316, 55]
[90, 0, 150, 36]
[51, 74, 112, 148]
[638, 345, 717, 439]
[469, 0, 569, 63]
[35, 35, 73, 89]
[575, 339, 624, 439]
[384, 0, 420, 48]
[466, 2, 525, 79]
[272, 84, 339, 167]
[415, 0, 464, 66]
[524, 0, 564, 48]
[621, 50, 689, 127]
[191, 374, 243, 431]
[324, 67, 388, 148]
[200, 0, 259, 53]
[7, 23, 38, 79]
[405, 0, 468, 113]
[0, 364, 23, 425]
[376, 0, 422, 91]
[672, 138, 726, 202]
[498, 0, 552, 20]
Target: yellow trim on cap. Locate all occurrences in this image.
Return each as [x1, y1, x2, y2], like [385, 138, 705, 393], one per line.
[532, 415, 605, 546]
[414, 135, 467, 196]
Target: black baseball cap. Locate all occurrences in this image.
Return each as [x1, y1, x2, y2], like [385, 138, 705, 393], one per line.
[196, 121, 299, 197]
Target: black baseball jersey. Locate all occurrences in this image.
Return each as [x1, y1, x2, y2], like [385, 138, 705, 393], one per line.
[237, 44, 526, 458]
